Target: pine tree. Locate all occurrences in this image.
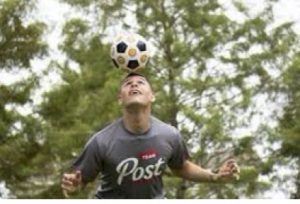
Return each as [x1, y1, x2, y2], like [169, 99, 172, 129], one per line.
[2, 0, 300, 198]
[0, 0, 47, 198]
[278, 53, 300, 198]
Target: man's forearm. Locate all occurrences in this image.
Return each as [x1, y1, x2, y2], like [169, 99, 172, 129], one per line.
[172, 160, 218, 183]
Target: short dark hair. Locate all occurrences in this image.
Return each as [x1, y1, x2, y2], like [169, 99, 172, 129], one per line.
[120, 72, 153, 90]
[124, 72, 146, 79]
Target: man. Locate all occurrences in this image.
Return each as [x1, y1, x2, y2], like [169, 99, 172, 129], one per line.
[61, 72, 240, 199]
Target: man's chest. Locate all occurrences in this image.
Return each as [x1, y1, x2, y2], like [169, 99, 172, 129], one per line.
[103, 138, 172, 185]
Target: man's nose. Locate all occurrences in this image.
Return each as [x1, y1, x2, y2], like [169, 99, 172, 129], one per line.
[130, 82, 138, 87]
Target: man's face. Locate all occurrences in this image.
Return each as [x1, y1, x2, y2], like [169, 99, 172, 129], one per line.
[118, 75, 155, 108]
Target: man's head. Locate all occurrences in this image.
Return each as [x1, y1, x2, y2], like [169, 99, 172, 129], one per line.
[118, 72, 155, 108]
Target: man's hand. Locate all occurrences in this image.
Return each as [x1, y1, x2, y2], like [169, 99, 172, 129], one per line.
[213, 159, 240, 182]
[61, 170, 82, 198]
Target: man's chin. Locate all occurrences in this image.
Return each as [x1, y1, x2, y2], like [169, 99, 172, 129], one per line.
[124, 100, 147, 108]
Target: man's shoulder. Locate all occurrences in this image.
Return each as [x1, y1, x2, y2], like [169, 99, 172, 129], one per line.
[151, 116, 178, 134]
[90, 118, 122, 141]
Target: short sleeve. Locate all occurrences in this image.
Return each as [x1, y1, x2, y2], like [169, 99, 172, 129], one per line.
[72, 136, 104, 183]
[167, 130, 190, 169]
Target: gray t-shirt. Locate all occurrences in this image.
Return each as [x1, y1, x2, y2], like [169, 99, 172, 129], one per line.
[72, 116, 189, 199]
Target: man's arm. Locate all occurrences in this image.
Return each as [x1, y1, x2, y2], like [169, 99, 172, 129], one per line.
[172, 159, 240, 183]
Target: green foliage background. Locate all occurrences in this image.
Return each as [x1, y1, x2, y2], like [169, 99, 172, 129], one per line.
[0, 0, 300, 199]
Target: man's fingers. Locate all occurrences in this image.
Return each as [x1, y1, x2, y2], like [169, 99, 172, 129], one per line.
[232, 167, 240, 174]
[62, 178, 74, 186]
[61, 171, 82, 198]
[63, 171, 82, 185]
[226, 160, 237, 168]
[225, 159, 236, 164]
[223, 160, 240, 174]
[217, 159, 240, 182]
[219, 169, 240, 181]
[63, 173, 75, 181]
[219, 159, 238, 172]
[62, 174, 77, 186]
[230, 163, 240, 173]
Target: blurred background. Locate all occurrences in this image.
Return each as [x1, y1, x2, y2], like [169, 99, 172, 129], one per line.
[1, 0, 300, 199]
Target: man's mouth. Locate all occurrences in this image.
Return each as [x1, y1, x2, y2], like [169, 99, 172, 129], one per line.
[129, 90, 142, 95]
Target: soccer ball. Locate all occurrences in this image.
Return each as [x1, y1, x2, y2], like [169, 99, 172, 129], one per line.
[111, 33, 150, 72]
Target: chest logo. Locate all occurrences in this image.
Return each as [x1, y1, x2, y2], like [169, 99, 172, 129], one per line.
[116, 157, 165, 185]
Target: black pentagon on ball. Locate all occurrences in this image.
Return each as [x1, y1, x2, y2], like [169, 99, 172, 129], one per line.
[127, 60, 139, 69]
[136, 40, 146, 51]
[116, 41, 128, 53]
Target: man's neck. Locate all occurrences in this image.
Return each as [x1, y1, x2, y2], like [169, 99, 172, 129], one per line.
[122, 106, 151, 135]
